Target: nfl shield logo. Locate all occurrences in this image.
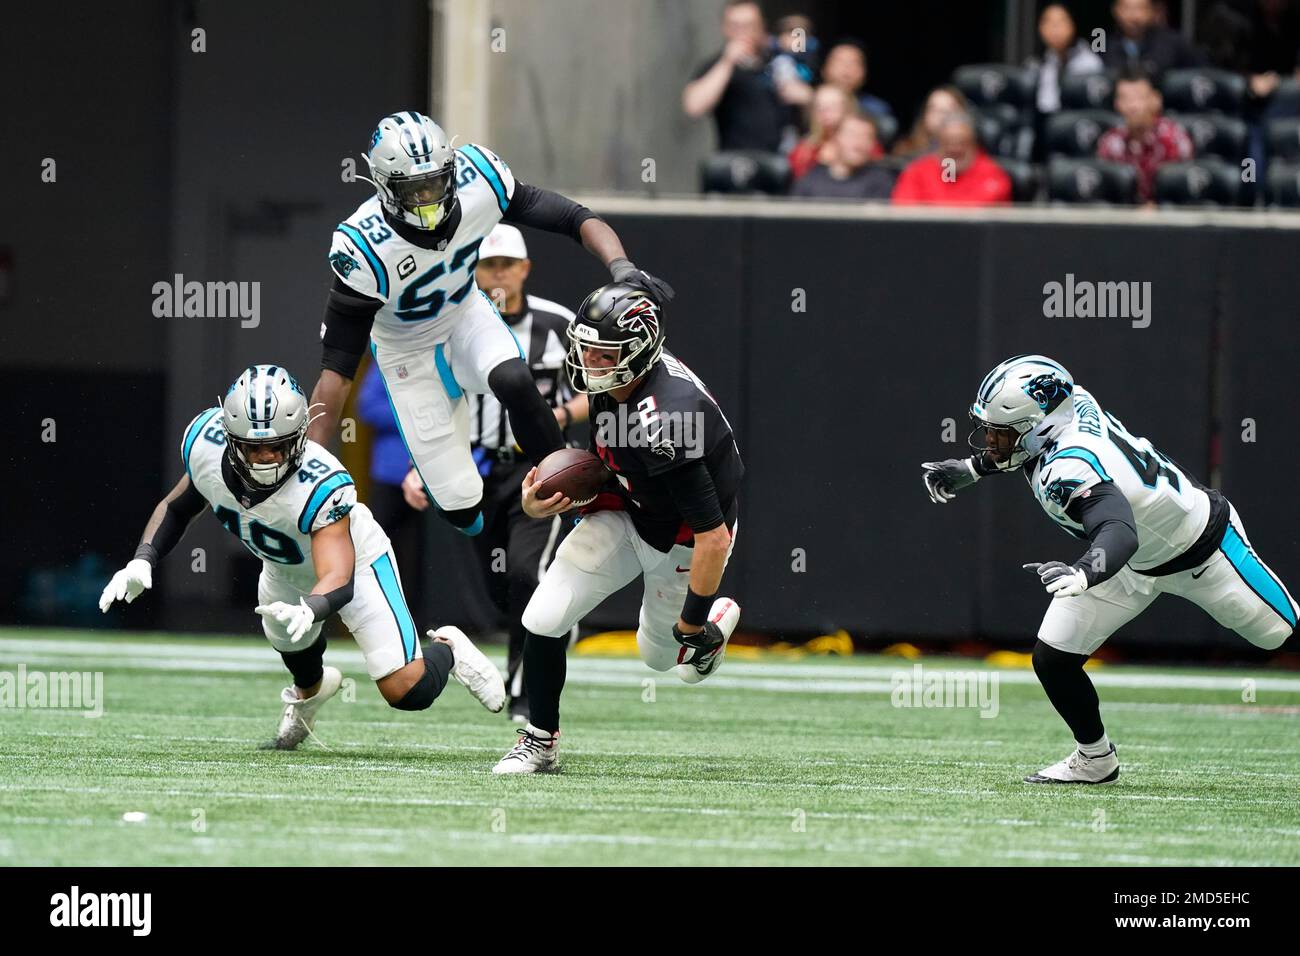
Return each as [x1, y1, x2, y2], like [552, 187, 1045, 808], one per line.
[396, 365, 408, 379]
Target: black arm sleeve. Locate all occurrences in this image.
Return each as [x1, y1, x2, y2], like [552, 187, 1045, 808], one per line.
[502, 182, 598, 241]
[134, 480, 208, 567]
[1065, 481, 1140, 587]
[321, 276, 380, 379]
[303, 573, 355, 622]
[663, 461, 726, 534]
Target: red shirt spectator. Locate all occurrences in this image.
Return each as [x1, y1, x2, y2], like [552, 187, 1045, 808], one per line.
[1095, 68, 1193, 202]
[891, 115, 1012, 206]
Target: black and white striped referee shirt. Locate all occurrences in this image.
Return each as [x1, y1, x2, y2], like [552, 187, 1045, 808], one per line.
[471, 294, 576, 451]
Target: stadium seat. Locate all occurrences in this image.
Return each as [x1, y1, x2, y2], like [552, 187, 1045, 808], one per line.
[699, 151, 790, 195]
[1060, 72, 1115, 110]
[1047, 157, 1137, 204]
[1266, 116, 1300, 161]
[1264, 159, 1300, 206]
[994, 158, 1041, 203]
[1044, 109, 1120, 157]
[972, 103, 1034, 161]
[1160, 68, 1247, 115]
[1268, 77, 1300, 116]
[952, 64, 1038, 109]
[1153, 158, 1243, 206]
[1166, 112, 1248, 162]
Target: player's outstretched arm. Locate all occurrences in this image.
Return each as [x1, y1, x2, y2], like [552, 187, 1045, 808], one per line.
[99, 474, 207, 612]
[921, 456, 996, 503]
[255, 517, 356, 643]
[309, 279, 381, 445]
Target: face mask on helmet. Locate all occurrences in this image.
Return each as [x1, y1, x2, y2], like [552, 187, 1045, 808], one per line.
[565, 331, 661, 395]
[967, 414, 1034, 471]
[226, 431, 306, 490]
[389, 167, 454, 230]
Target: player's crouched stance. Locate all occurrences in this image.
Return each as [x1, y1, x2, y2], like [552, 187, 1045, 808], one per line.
[492, 284, 744, 773]
[922, 355, 1297, 785]
[100, 364, 505, 749]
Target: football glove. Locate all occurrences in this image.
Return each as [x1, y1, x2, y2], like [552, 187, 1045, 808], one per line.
[609, 257, 675, 305]
[255, 598, 317, 643]
[921, 458, 981, 504]
[672, 620, 724, 662]
[99, 558, 154, 612]
[1023, 561, 1089, 599]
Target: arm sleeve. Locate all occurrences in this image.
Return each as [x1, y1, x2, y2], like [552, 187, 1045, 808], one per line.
[663, 460, 726, 534]
[304, 574, 355, 621]
[320, 276, 380, 380]
[134, 480, 208, 567]
[502, 182, 598, 241]
[1065, 481, 1140, 587]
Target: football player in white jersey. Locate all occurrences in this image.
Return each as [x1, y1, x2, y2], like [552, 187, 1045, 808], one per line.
[99, 365, 505, 749]
[308, 111, 672, 543]
[922, 355, 1296, 785]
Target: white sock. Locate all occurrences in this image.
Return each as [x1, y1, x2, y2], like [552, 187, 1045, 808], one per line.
[1078, 734, 1112, 758]
[525, 723, 554, 741]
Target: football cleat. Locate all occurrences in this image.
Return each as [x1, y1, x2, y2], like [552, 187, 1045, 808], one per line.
[492, 724, 559, 774]
[430, 627, 506, 713]
[262, 665, 343, 750]
[676, 598, 740, 684]
[1024, 745, 1120, 784]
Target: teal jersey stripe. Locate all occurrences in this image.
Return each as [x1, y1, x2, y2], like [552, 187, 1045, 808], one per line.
[1044, 446, 1112, 483]
[372, 552, 418, 663]
[335, 223, 389, 298]
[182, 408, 221, 476]
[1220, 526, 1297, 628]
[298, 470, 354, 533]
[461, 145, 509, 214]
[434, 343, 462, 400]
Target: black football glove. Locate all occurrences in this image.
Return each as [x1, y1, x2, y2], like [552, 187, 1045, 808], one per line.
[921, 457, 983, 504]
[672, 620, 724, 659]
[609, 257, 675, 305]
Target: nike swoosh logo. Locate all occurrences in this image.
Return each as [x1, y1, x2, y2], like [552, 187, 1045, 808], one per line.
[1191, 567, 1209, 579]
[675, 566, 690, 573]
[332, 493, 343, 505]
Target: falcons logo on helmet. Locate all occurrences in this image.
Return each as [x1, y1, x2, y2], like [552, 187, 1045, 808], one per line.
[616, 299, 660, 338]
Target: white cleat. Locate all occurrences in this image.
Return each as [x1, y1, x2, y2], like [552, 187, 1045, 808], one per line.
[262, 665, 343, 750]
[430, 626, 506, 713]
[491, 724, 559, 774]
[1024, 745, 1120, 784]
[676, 597, 741, 684]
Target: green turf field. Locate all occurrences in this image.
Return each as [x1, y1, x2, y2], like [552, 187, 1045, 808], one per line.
[1, 628, 1297, 866]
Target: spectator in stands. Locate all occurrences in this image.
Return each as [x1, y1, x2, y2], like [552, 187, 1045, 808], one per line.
[791, 114, 894, 200]
[892, 85, 971, 158]
[821, 38, 894, 123]
[1028, 4, 1105, 114]
[1101, 0, 1206, 76]
[788, 85, 862, 178]
[1096, 67, 1194, 203]
[771, 14, 821, 97]
[892, 113, 1013, 206]
[683, 0, 808, 153]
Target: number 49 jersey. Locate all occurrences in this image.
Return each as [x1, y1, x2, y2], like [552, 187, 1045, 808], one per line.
[1026, 386, 1211, 571]
[180, 407, 390, 589]
[328, 143, 515, 352]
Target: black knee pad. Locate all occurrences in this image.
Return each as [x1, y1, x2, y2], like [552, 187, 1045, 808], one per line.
[389, 641, 453, 711]
[436, 503, 484, 536]
[279, 636, 326, 689]
[1031, 640, 1088, 680]
[487, 358, 535, 404]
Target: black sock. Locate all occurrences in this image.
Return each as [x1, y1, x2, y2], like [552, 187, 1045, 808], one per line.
[1031, 640, 1104, 744]
[279, 636, 326, 691]
[522, 630, 566, 733]
[488, 359, 563, 464]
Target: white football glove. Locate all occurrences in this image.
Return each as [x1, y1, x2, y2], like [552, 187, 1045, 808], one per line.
[921, 458, 981, 504]
[1023, 561, 1089, 599]
[99, 558, 154, 612]
[255, 598, 316, 643]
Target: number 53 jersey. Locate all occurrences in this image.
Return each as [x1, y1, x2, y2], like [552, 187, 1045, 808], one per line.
[1026, 386, 1211, 571]
[180, 407, 390, 588]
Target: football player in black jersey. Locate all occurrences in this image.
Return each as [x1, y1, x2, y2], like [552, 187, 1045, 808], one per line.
[491, 283, 744, 773]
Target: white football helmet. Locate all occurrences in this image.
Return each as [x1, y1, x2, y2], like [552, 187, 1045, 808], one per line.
[364, 111, 456, 231]
[968, 354, 1075, 471]
[221, 365, 312, 490]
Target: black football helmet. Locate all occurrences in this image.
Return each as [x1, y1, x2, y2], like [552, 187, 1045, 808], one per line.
[565, 283, 665, 394]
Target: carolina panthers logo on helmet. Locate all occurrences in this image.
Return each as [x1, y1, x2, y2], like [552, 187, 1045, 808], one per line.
[1023, 374, 1073, 412]
[1044, 477, 1084, 507]
[330, 250, 360, 279]
[370, 127, 383, 150]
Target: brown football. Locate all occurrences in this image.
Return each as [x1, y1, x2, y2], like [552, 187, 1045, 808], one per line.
[533, 448, 609, 506]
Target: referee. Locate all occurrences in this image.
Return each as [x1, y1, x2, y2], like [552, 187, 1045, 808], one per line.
[402, 224, 588, 722]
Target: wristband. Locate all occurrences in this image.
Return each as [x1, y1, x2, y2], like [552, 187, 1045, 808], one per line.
[680, 587, 716, 628]
[133, 543, 159, 568]
[303, 594, 332, 622]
